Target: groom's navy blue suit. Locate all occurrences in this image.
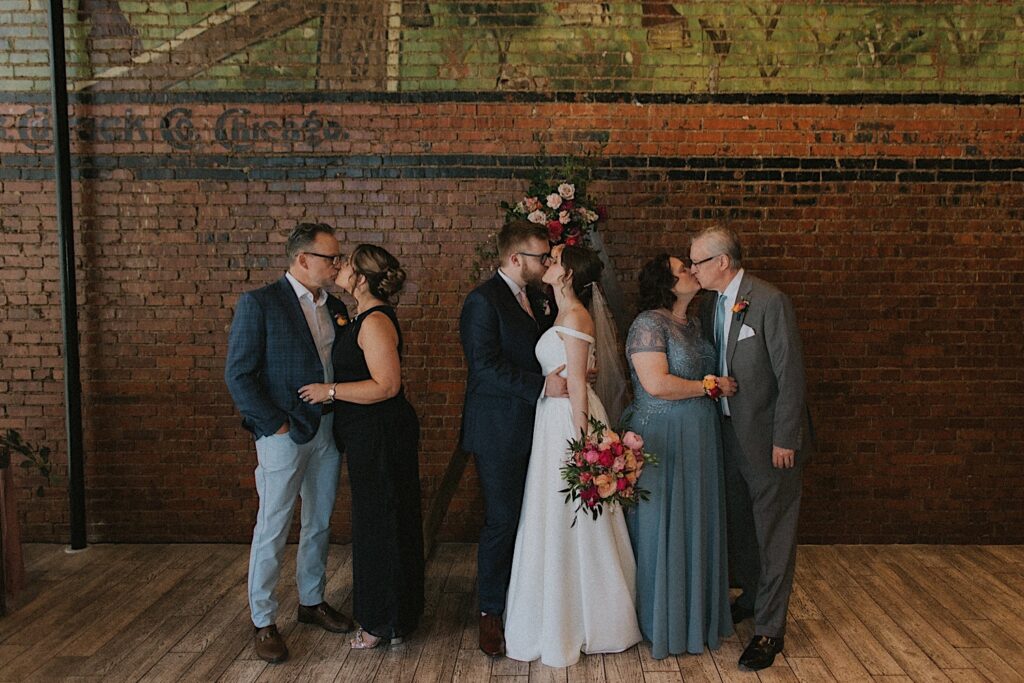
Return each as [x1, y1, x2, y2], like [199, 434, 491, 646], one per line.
[460, 272, 556, 615]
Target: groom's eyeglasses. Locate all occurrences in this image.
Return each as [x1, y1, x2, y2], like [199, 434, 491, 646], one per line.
[518, 251, 552, 266]
[304, 251, 347, 267]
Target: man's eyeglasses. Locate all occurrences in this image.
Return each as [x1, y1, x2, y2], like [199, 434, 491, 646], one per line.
[689, 254, 721, 268]
[517, 251, 552, 266]
[304, 252, 347, 267]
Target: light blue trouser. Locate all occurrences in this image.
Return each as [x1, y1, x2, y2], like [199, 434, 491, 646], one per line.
[248, 416, 340, 628]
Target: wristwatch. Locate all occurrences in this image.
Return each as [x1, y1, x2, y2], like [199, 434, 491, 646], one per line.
[328, 384, 337, 402]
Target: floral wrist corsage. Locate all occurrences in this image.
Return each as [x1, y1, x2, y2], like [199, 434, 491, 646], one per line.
[703, 375, 722, 400]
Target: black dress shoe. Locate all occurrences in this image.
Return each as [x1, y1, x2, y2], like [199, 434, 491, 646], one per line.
[739, 635, 784, 671]
[730, 601, 755, 624]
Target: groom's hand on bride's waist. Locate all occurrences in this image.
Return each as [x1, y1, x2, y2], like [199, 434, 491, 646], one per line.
[543, 365, 569, 398]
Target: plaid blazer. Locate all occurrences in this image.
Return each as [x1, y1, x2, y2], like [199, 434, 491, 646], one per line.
[225, 276, 348, 445]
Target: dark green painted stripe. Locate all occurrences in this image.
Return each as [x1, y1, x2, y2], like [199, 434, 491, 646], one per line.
[2, 153, 1021, 183]
[1, 91, 1021, 106]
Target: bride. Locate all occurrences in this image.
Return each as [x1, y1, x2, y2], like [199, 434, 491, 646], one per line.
[503, 244, 642, 667]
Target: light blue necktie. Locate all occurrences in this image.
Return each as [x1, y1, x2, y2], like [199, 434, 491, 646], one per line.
[715, 294, 731, 414]
[715, 293, 728, 362]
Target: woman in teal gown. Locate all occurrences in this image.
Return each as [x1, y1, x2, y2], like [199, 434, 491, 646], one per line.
[622, 253, 735, 659]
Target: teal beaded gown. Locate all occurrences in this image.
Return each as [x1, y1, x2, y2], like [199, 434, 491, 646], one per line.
[621, 309, 732, 658]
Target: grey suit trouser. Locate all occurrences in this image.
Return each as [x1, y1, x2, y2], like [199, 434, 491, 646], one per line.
[721, 418, 803, 639]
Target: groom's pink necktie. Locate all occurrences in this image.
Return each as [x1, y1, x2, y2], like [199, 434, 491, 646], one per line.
[516, 289, 535, 320]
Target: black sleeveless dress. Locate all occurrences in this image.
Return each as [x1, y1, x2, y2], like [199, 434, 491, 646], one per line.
[332, 304, 424, 640]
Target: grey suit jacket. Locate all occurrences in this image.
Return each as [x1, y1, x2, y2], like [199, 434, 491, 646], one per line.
[701, 273, 811, 464]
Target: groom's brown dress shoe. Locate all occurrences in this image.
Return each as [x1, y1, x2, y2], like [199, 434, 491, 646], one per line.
[479, 613, 506, 656]
[254, 624, 289, 664]
[298, 602, 355, 633]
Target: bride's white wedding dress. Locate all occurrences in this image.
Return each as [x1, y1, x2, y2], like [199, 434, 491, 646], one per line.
[504, 325, 642, 667]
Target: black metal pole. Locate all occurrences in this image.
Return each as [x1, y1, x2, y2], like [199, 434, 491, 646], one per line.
[47, 0, 87, 550]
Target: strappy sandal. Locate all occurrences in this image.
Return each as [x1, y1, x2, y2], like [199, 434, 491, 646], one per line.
[350, 628, 404, 650]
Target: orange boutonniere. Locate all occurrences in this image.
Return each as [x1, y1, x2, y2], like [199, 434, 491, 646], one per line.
[732, 298, 750, 321]
[335, 313, 348, 327]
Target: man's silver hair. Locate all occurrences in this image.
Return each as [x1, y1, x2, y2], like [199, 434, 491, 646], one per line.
[692, 224, 743, 269]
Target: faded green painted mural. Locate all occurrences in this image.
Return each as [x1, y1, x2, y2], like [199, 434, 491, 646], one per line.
[3, 1, 1023, 93]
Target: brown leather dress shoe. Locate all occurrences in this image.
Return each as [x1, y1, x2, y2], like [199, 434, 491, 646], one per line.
[254, 624, 289, 664]
[479, 613, 505, 656]
[297, 602, 355, 633]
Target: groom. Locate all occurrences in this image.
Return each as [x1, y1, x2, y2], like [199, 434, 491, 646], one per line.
[459, 220, 566, 656]
[690, 225, 811, 672]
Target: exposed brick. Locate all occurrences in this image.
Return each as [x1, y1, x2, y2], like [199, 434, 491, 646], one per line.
[1, 1, 1022, 544]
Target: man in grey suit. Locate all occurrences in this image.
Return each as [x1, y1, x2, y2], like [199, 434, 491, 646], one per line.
[225, 223, 354, 663]
[690, 225, 810, 672]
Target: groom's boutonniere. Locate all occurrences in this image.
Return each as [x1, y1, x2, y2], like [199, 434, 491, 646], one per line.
[335, 313, 348, 327]
[732, 298, 750, 321]
[542, 299, 552, 317]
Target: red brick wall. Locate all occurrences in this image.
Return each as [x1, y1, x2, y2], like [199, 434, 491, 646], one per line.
[2, 96, 1022, 544]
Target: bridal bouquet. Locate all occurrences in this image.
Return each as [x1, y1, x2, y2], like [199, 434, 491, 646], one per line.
[559, 417, 657, 526]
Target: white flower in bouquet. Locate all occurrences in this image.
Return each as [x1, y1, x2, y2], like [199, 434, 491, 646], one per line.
[527, 209, 547, 224]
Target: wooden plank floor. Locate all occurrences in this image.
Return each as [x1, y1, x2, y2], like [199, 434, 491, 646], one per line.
[1, 544, 1022, 682]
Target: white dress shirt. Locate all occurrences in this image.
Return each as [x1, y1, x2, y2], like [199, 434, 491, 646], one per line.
[286, 272, 335, 383]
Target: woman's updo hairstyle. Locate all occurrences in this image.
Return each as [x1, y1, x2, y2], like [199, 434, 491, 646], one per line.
[350, 244, 406, 302]
[558, 244, 604, 308]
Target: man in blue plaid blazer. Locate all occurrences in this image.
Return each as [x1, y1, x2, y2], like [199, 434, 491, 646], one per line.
[225, 223, 353, 663]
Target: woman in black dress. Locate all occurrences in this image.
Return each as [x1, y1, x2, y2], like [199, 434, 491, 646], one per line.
[299, 244, 424, 649]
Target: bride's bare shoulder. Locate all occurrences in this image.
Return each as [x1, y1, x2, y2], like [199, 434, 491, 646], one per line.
[557, 306, 595, 337]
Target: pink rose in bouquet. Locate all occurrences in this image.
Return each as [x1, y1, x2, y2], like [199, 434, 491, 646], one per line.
[559, 417, 658, 526]
[622, 431, 644, 451]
